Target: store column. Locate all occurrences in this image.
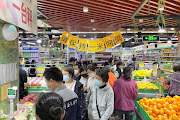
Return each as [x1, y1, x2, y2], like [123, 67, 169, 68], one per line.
[0, 21, 19, 114]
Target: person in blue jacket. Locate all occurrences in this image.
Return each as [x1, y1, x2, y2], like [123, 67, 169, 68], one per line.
[43, 67, 81, 120]
[62, 65, 86, 120]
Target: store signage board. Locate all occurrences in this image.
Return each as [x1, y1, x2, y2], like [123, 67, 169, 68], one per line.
[0, 0, 37, 34]
[139, 62, 144, 69]
[143, 36, 160, 42]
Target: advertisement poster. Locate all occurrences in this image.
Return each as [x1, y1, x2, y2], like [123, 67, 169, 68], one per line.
[0, 0, 37, 34]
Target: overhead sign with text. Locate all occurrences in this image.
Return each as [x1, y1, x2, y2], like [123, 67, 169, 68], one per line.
[143, 36, 160, 42]
[0, 0, 37, 34]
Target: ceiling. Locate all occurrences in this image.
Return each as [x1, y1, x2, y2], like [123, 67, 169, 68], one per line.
[37, 0, 180, 32]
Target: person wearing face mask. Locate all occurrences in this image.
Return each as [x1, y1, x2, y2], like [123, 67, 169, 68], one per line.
[43, 67, 81, 120]
[87, 63, 97, 88]
[62, 65, 86, 120]
[86, 69, 114, 120]
[113, 67, 138, 120]
[76, 66, 88, 87]
[73, 63, 81, 80]
[36, 92, 65, 120]
[116, 62, 123, 79]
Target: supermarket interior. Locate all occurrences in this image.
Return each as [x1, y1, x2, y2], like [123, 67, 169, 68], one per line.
[0, 0, 180, 120]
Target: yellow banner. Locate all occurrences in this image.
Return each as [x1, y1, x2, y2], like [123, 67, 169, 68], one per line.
[59, 31, 70, 45]
[88, 40, 96, 52]
[103, 36, 115, 49]
[95, 39, 105, 52]
[88, 39, 105, 52]
[78, 39, 87, 51]
[111, 30, 124, 45]
[68, 35, 79, 49]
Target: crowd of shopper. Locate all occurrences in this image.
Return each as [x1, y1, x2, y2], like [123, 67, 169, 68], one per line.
[34, 57, 140, 120]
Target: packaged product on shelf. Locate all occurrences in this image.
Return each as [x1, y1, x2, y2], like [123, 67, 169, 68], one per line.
[25, 77, 46, 87]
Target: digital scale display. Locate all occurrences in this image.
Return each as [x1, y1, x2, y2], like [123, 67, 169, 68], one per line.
[8, 89, 15, 95]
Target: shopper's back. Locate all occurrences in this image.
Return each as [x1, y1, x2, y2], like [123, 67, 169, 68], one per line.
[113, 76, 138, 111]
[54, 85, 81, 120]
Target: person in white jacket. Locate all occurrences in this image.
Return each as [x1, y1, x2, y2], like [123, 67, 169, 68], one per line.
[86, 68, 114, 120]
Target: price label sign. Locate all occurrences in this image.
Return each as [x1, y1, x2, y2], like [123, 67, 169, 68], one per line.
[139, 62, 144, 69]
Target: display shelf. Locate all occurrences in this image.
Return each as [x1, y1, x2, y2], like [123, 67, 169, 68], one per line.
[95, 61, 106, 63]
[95, 56, 112, 58]
[23, 56, 38, 58]
[162, 52, 178, 53]
[161, 56, 179, 58]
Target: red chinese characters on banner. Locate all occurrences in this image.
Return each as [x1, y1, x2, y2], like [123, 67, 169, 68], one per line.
[21, 3, 26, 24]
[13, 2, 32, 28]
[27, 8, 32, 27]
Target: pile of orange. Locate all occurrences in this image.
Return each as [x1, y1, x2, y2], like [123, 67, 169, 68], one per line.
[139, 96, 180, 120]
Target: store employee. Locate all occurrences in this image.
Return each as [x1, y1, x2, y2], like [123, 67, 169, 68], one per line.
[43, 67, 81, 120]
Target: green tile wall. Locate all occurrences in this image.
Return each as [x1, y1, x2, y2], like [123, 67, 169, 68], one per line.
[0, 21, 19, 114]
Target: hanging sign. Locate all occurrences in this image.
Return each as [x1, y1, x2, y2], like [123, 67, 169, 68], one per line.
[0, 0, 37, 34]
[78, 39, 87, 51]
[68, 35, 79, 49]
[59, 30, 125, 52]
[88, 40, 96, 52]
[88, 39, 105, 52]
[103, 36, 115, 49]
[59, 31, 71, 45]
[111, 30, 124, 45]
[95, 39, 105, 52]
[143, 36, 160, 42]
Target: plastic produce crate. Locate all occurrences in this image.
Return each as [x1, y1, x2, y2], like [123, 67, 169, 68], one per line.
[137, 102, 152, 120]
[138, 82, 159, 93]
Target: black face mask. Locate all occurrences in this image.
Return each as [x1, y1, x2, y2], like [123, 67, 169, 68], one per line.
[81, 73, 88, 78]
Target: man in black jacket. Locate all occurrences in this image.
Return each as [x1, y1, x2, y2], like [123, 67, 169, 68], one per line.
[116, 62, 123, 79]
[19, 68, 27, 100]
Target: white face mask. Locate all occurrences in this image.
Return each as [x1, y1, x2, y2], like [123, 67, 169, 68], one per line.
[74, 70, 78, 75]
[88, 73, 95, 78]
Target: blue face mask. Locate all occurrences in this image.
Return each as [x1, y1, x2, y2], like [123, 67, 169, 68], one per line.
[46, 84, 52, 91]
[63, 75, 70, 82]
[95, 79, 103, 87]
[120, 66, 123, 69]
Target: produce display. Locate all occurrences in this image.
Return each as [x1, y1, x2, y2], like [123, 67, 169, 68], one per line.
[139, 96, 180, 120]
[14, 94, 38, 120]
[0, 107, 7, 120]
[20, 94, 38, 104]
[137, 82, 159, 90]
[134, 69, 152, 79]
[14, 105, 35, 120]
[25, 77, 46, 87]
[157, 79, 170, 90]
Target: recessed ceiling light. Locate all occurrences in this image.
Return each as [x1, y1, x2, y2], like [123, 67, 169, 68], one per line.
[139, 19, 143, 22]
[158, 7, 164, 11]
[83, 7, 88, 12]
[158, 29, 166, 33]
[91, 19, 95, 22]
[37, 39, 42, 43]
[167, 40, 172, 43]
[127, 29, 131, 31]
[93, 28, 96, 31]
[171, 28, 174, 30]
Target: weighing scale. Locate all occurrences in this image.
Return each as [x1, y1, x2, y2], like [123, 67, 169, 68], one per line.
[7, 86, 17, 119]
